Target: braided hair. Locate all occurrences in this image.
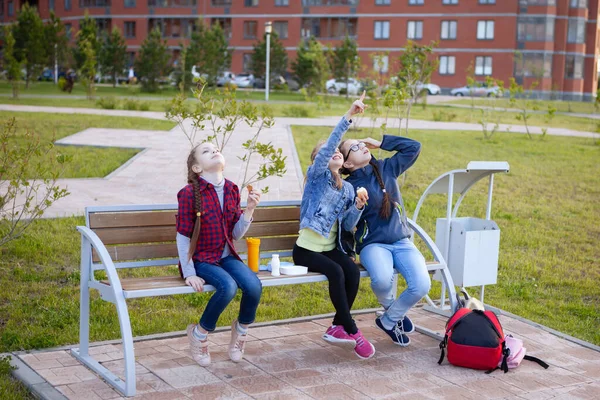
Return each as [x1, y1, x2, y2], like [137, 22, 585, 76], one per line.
[339, 139, 392, 219]
[186, 145, 203, 261]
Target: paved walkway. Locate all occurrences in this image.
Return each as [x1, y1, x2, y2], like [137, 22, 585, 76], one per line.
[12, 307, 600, 399]
[2, 104, 598, 218]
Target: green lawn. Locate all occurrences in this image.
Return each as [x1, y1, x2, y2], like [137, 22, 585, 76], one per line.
[0, 357, 33, 400]
[2, 112, 174, 179]
[292, 126, 600, 346]
[1, 95, 598, 133]
[447, 97, 599, 115]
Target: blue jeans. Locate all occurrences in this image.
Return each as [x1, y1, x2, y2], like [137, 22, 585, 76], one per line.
[193, 256, 262, 332]
[360, 239, 431, 328]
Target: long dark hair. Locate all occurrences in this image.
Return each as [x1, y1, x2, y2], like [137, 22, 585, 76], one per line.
[186, 145, 203, 262]
[306, 142, 343, 189]
[339, 139, 392, 219]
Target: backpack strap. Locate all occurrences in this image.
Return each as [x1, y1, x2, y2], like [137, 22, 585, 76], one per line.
[438, 335, 448, 365]
[524, 355, 549, 369]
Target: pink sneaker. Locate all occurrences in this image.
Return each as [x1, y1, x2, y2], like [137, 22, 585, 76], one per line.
[350, 330, 376, 360]
[322, 325, 356, 348]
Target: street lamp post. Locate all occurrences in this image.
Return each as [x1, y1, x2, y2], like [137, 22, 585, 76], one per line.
[265, 21, 272, 102]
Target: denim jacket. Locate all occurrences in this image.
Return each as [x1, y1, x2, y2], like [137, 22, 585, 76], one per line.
[299, 117, 363, 252]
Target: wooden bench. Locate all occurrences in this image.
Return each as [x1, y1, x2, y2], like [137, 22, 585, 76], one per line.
[73, 200, 457, 396]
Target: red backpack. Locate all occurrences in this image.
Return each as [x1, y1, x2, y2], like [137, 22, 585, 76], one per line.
[438, 308, 510, 372]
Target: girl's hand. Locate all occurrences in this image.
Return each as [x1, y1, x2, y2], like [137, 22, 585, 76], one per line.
[363, 137, 381, 149]
[355, 190, 369, 209]
[185, 276, 205, 292]
[346, 91, 368, 119]
[246, 189, 261, 211]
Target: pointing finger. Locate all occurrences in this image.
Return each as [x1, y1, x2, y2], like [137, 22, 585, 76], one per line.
[359, 90, 366, 102]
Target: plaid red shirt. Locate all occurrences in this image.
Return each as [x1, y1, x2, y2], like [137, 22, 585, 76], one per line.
[176, 177, 243, 265]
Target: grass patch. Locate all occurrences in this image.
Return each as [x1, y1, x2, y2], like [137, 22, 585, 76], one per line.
[291, 125, 600, 346]
[2, 112, 174, 179]
[447, 97, 598, 115]
[0, 356, 33, 399]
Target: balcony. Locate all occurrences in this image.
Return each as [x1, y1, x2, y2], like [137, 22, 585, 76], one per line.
[303, 0, 358, 5]
[148, 18, 197, 39]
[212, 17, 232, 40]
[211, 0, 232, 6]
[79, 0, 110, 7]
[301, 17, 357, 40]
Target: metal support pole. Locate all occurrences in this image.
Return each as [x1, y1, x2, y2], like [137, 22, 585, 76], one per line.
[486, 174, 494, 220]
[265, 32, 271, 102]
[54, 44, 58, 85]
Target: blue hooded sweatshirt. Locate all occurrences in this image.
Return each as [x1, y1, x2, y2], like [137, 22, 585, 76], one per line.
[344, 135, 421, 254]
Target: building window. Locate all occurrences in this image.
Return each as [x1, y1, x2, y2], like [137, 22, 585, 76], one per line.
[442, 0, 458, 4]
[475, 56, 492, 75]
[439, 56, 456, 75]
[565, 55, 584, 79]
[7, 0, 13, 16]
[243, 53, 252, 72]
[211, 0, 232, 5]
[479, 0, 495, 3]
[125, 0, 135, 7]
[65, 0, 72, 10]
[477, 20, 494, 40]
[514, 53, 552, 78]
[125, 21, 136, 38]
[244, 0, 258, 6]
[517, 17, 554, 42]
[80, 0, 111, 7]
[441, 21, 457, 40]
[273, 21, 288, 39]
[303, 0, 359, 4]
[50, 0, 55, 10]
[65, 23, 72, 40]
[243, 21, 257, 39]
[569, 0, 588, 7]
[407, 21, 423, 40]
[408, 0, 424, 4]
[567, 19, 585, 43]
[373, 54, 389, 73]
[375, 0, 390, 4]
[519, 0, 555, 5]
[0, 0, 3, 16]
[275, 0, 288, 5]
[374, 21, 390, 39]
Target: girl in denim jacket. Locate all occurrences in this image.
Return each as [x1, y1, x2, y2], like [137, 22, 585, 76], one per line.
[293, 93, 375, 359]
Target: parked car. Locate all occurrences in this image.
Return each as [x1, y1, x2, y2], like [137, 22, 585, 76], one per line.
[38, 68, 54, 82]
[217, 71, 236, 87]
[233, 73, 255, 88]
[253, 74, 300, 91]
[326, 78, 362, 95]
[417, 82, 441, 95]
[451, 82, 502, 97]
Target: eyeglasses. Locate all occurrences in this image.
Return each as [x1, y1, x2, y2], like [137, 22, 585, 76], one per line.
[344, 142, 366, 160]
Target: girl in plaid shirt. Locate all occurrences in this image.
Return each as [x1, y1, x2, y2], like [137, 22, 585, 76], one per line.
[176, 142, 262, 367]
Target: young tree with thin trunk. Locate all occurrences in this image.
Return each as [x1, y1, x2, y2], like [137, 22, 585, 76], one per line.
[100, 27, 127, 88]
[250, 32, 287, 82]
[135, 27, 170, 93]
[12, 3, 46, 88]
[333, 36, 360, 99]
[3, 26, 22, 99]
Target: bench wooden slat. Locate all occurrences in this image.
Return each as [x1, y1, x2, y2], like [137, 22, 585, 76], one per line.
[93, 236, 299, 262]
[88, 207, 300, 229]
[101, 271, 324, 291]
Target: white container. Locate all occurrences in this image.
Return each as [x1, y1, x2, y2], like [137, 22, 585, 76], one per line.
[434, 217, 500, 287]
[270, 254, 280, 277]
[280, 265, 308, 276]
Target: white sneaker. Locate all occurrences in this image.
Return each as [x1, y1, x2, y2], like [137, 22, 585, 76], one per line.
[187, 324, 210, 366]
[228, 320, 248, 363]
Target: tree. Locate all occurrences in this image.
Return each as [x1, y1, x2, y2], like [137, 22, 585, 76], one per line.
[250, 32, 287, 80]
[79, 38, 97, 100]
[395, 40, 438, 135]
[135, 27, 170, 93]
[3, 26, 22, 99]
[291, 37, 331, 95]
[333, 36, 360, 98]
[201, 23, 231, 86]
[44, 12, 68, 76]
[0, 118, 71, 248]
[12, 3, 46, 88]
[100, 27, 127, 87]
[291, 38, 315, 88]
[182, 20, 207, 90]
[73, 12, 99, 69]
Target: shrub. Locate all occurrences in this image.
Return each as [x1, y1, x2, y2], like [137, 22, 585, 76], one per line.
[58, 77, 67, 91]
[138, 101, 150, 111]
[432, 109, 457, 122]
[282, 105, 315, 118]
[96, 97, 118, 110]
[223, 82, 238, 91]
[123, 98, 139, 110]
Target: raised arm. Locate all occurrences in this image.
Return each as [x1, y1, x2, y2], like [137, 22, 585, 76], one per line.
[306, 92, 367, 179]
[380, 135, 422, 177]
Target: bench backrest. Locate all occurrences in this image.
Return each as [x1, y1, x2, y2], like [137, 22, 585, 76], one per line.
[86, 201, 302, 269]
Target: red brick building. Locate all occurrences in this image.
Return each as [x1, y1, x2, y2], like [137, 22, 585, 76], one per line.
[1, 0, 598, 100]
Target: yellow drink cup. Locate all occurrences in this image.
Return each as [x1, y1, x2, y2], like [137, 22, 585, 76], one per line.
[245, 237, 261, 273]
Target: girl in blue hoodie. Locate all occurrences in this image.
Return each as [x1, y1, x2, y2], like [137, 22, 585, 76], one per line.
[339, 134, 429, 347]
[293, 93, 375, 359]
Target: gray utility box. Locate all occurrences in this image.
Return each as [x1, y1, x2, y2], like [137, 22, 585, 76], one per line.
[434, 217, 500, 288]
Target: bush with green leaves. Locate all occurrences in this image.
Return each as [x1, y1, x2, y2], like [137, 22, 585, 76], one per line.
[138, 102, 151, 111]
[96, 96, 119, 110]
[166, 80, 286, 192]
[0, 118, 71, 248]
[123, 98, 139, 110]
[282, 105, 315, 118]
